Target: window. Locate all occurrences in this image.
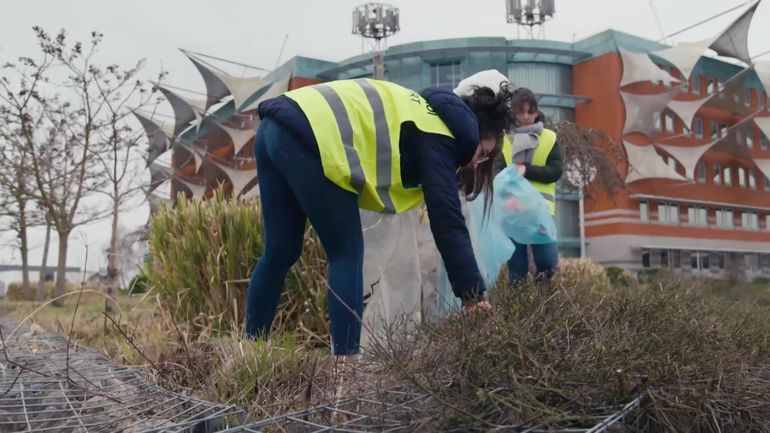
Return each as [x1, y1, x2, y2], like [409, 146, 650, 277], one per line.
[660, 250, 669, 267]
[720, 124, 729, 139]
[664, 112, 675, 133]
[713, 163, 722, 185]
[723, 166, 732, 186]
[711, 120, 719, 140]
[718, 254, 726, 270]
[762, 135, 769, 151]
[672, 250, 681, 268]
[658, 203, 679, 224]
[688, 206, 708, 226]
[642, 251, 651, 268]
[742, 211, 759, 230]
[739, 167, 746, 187]
[429, 62, 463, 90]
[767, 214, 770, 231]
[695, 161, 706, 183]
[708, 79, 719, 94]
[746, 127, 754, 148]
[747, 253, 759, 272]
[691, 252, 699, 269]
[765, 176, 770, 191]
[654, 111, 662, 131]
[749, 169, 757, 189]
[693, 116, 704, 139]
[691, 74, 701, 94]
[702, 254, 710, 269]
[639, 201, 649, 222]
[716, 209, 734, 228]
[744, 87, 752, 107]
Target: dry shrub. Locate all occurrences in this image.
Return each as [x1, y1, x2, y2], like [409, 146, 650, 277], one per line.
[556, 257, 609, 288]
[369, 274, 770, 432]
[143, 191, 329, 343]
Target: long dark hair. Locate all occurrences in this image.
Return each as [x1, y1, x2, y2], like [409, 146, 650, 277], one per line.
[458, 83, 513, 214]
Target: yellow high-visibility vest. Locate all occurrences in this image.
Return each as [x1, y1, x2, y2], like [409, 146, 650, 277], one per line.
[501, 129, 557, 215]
[285, 79, 455, 214]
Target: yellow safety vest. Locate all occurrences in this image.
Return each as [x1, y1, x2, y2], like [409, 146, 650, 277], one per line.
[284, 79, 455, 214]
[501, 129, 557, 215]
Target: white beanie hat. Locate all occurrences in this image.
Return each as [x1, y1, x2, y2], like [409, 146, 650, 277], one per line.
[453, 69, 511, 97]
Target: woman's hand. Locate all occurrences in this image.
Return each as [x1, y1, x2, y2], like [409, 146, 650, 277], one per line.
[463, 299, 492, 314]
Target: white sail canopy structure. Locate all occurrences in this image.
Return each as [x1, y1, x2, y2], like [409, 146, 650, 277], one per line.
[619, 49, 679, 87]
[666, 95, 712, 130]
[709, 1, 759, 64]
[624, 141, 686, 183]
[755, 61, 770, 97]
[239, 78, 291, 112]
[184, 53, 232, 109]
[177, 179, 207, 199]
[651, 36, 717, 80]
[755, 116, 770, 140]
[621, 90, 677, 136]
[209, 159, 257, 196]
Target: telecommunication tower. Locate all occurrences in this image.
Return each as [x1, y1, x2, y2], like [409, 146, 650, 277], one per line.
[352, 3, 400, 79]
[505, 0, 555, 38]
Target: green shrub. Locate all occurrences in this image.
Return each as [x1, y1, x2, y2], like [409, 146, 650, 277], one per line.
[127, 273, 149, 295]
[143, 192, 329, 342]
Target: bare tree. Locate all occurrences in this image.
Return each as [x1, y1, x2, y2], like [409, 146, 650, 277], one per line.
[0, 55, 54, 300]
[551, 121, 627, 197]
[88, 67, 161, 312]
[1, 27, 155, 304]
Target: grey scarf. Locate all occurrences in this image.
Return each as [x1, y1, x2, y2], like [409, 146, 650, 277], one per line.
[508, 122, 544, 165]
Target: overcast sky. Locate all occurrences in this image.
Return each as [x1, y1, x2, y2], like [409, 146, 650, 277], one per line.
[0, 0, 768, 278]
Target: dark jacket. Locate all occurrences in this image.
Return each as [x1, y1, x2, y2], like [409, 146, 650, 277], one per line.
[257, 86, 485, 301]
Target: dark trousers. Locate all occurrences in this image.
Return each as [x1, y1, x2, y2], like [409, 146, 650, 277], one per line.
[507, 240, 558, 285]
[245, 118, 363, 355]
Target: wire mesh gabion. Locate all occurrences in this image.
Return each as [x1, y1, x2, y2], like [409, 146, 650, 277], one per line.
[0, 327, 244, 433]
[0, 323, 645, 433]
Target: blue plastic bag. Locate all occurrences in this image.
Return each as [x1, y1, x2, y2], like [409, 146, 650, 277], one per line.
[493, 165, 558, 245]
[431, 193, 515, 319]
[467, 193, 516, 286]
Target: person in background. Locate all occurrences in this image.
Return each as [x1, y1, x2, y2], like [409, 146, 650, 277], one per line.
[246, 78, 512, 356]
[495, 87, 563, 284]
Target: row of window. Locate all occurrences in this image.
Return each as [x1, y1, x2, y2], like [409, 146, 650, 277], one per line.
[657, 112, 770, 150]
[639, 201, 768, 230]
[656, 68, 769, 109]
[642, 249, 768, 273]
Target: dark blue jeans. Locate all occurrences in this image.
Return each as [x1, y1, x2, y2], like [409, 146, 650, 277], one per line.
[507, 240, 558, 285]
[245, 118, 363, 355]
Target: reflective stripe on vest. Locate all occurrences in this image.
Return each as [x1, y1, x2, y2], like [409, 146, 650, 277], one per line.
[284, 79, 454, 213]
[501, 129, 557, 215]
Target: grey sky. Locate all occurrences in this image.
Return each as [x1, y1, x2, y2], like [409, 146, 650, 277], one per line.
[0, 0, 767, 275]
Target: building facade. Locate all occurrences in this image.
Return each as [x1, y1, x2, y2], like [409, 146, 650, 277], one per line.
[142, 4, 770, 280]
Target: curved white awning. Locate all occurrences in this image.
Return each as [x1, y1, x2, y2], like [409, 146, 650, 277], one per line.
[666, 95, 712, 130]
